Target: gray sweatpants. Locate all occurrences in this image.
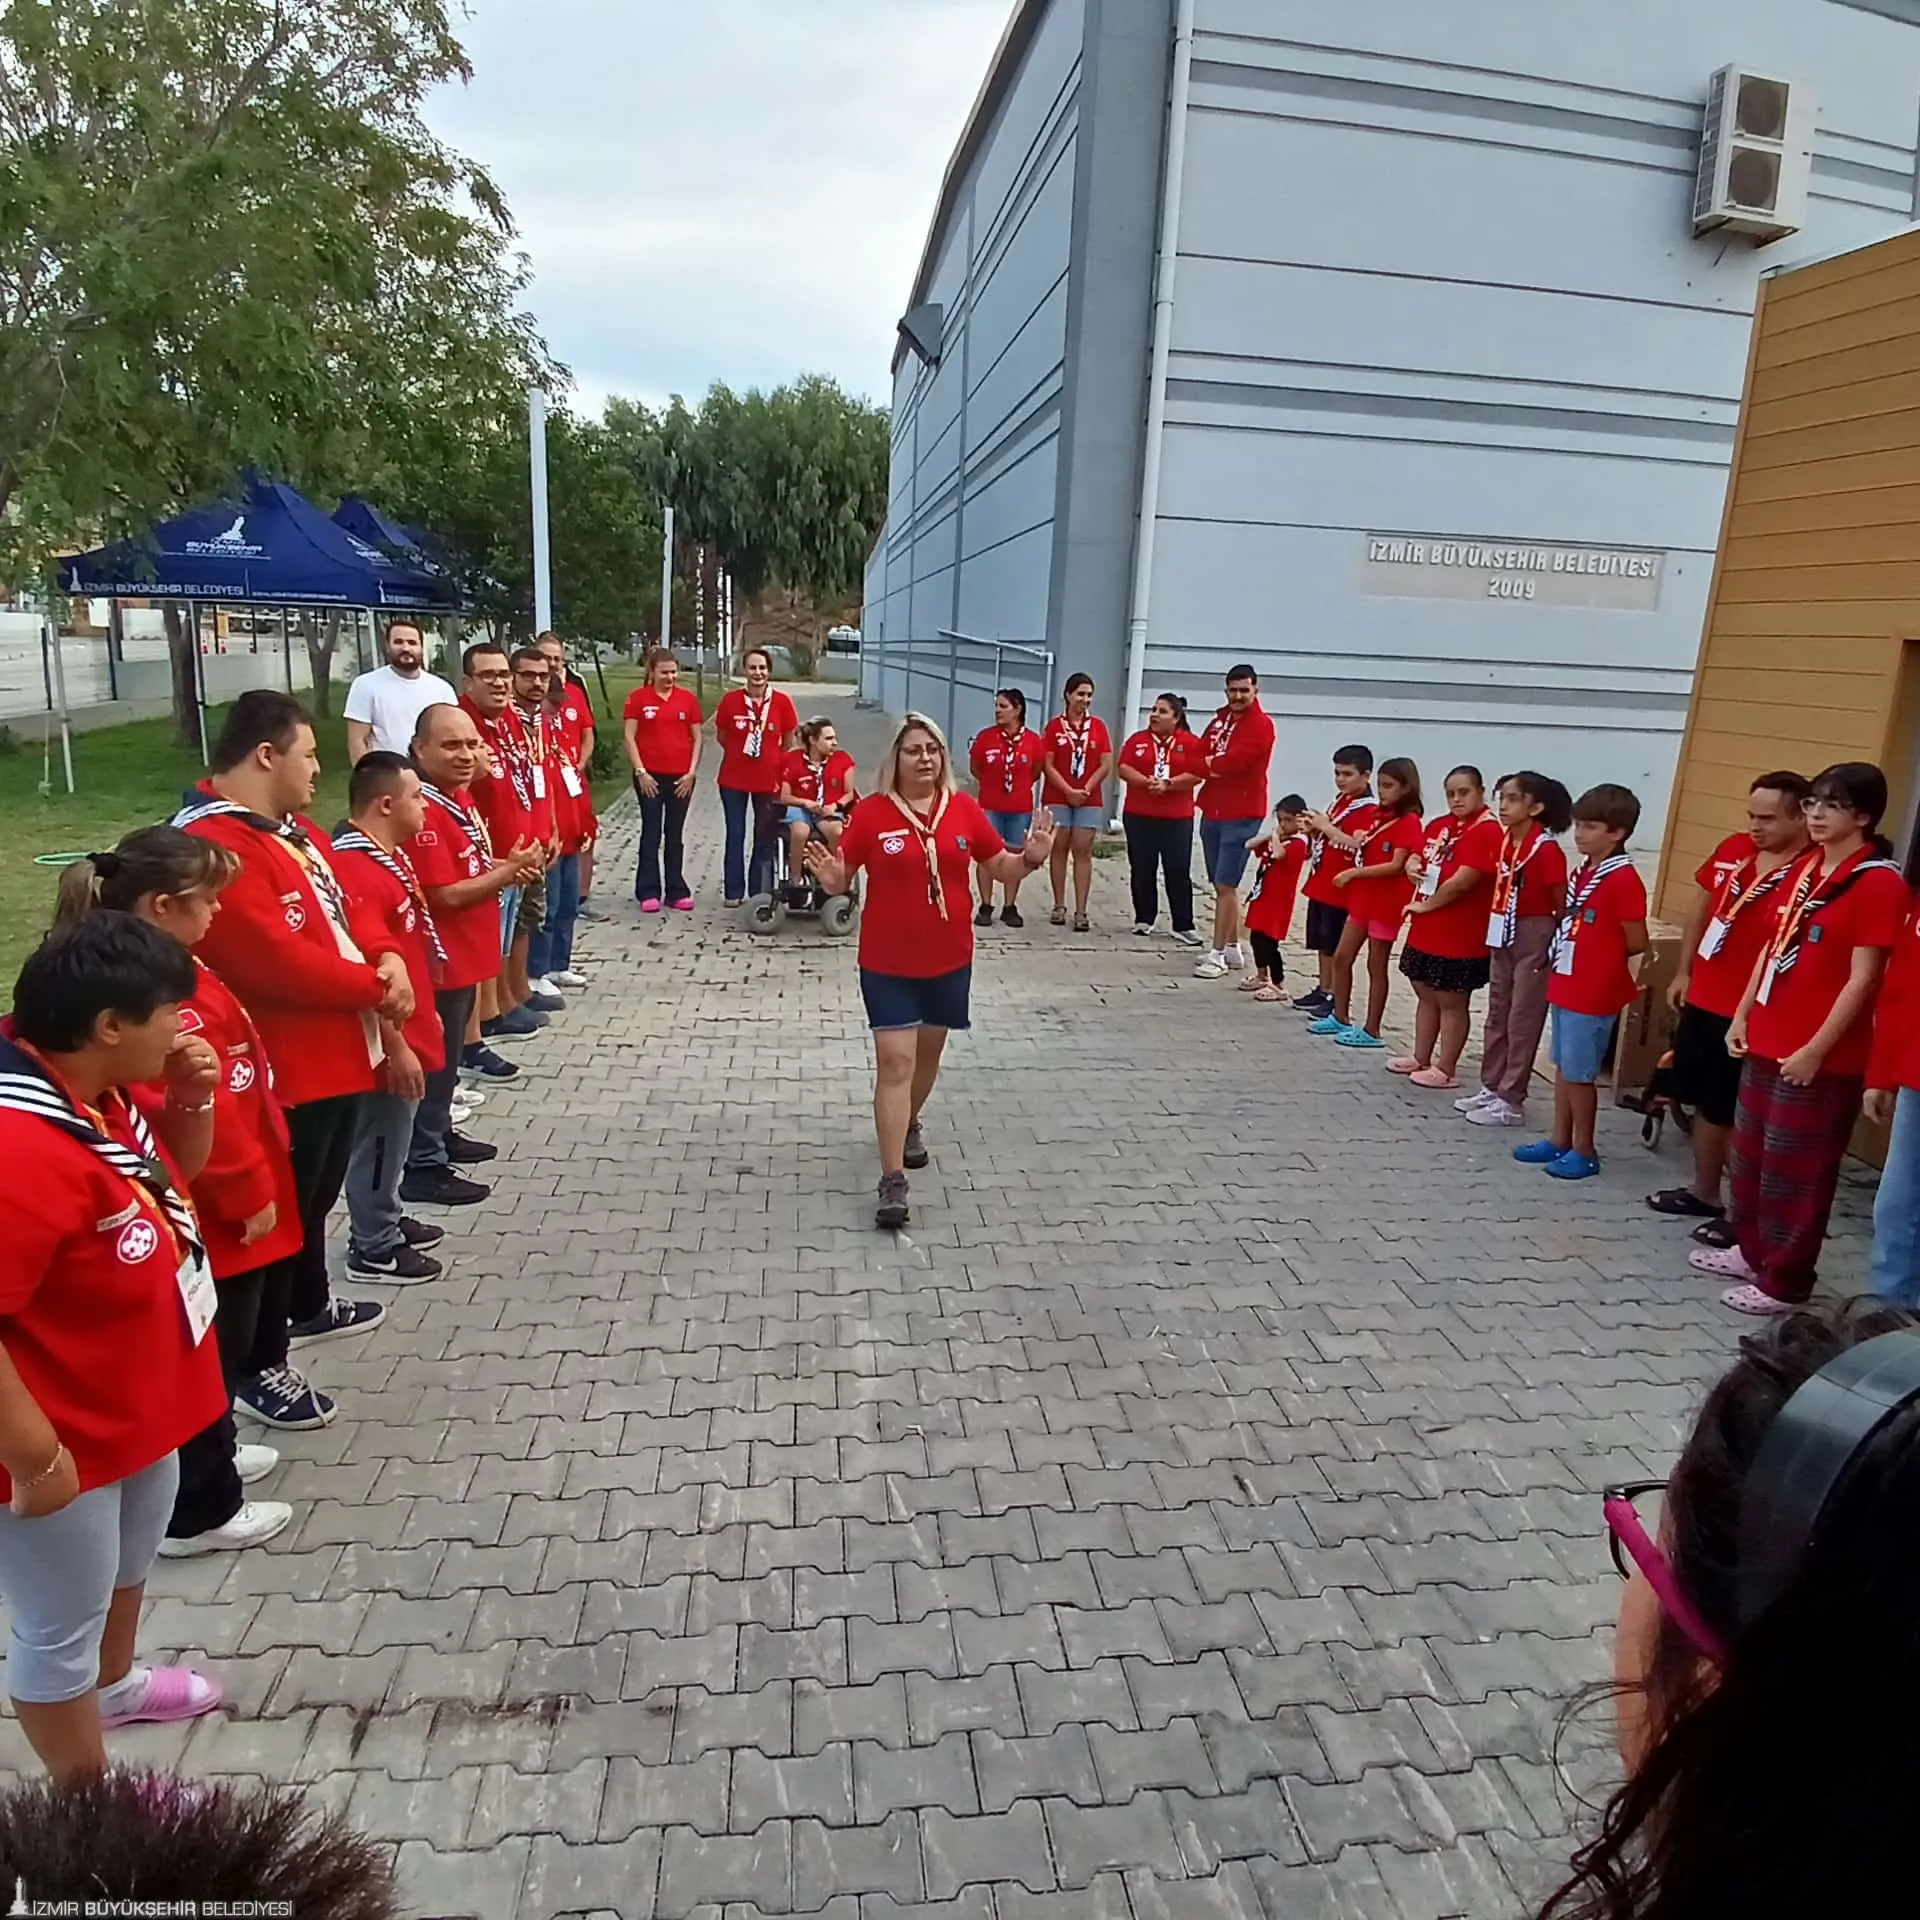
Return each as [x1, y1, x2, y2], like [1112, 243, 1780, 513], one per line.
[346, 1090, 420, 1260]
[0, 1453, 178, 1702]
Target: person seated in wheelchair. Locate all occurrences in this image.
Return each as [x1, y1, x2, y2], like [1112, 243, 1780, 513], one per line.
[778, 719, 860, 894]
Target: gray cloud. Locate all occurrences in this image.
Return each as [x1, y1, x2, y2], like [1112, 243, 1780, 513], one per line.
[428, 0, 1013, 412]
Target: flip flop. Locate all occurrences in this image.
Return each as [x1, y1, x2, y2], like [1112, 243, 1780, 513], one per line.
[1647, 1188, 1724, 1219]
[100, 1665, 223, 1729]
[1722, 1283, 1794, 1317]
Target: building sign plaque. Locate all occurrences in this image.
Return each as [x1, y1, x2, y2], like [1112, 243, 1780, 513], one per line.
[1362, 536, 1665, 611]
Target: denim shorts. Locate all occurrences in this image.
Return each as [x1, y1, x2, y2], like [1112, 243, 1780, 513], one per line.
[860, 966, 973, 1033]
[984, 810, 1033, 849]
[1200, 817, 1264, 890]
[498, 884, 524, 956]
[1551, 1006, 1619, 1086]
[783, 806, 815, 827]
[1051, 805, 1103, 832]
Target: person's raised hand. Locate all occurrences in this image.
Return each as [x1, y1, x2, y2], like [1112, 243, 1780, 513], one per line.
[163, 1031, 221, 1108]
[803, 840, 850, 897]
[1023, 809, 1058, 867]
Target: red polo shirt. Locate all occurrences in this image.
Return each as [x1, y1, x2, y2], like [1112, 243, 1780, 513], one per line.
[1119, 730, 1208, 821]
[409, 789, 503, 993]
[623, 685, 704, 780]
[839, 792, 1006, 978]
[970, 726, 1048, 813]
[715, 688, 799, 794]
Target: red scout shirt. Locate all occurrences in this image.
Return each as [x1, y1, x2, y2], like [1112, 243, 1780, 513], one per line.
[1044, 713, 1114, 806]
[715, 687, 799, 795]
[1868, 890, 1920, 1092]
[780, 748, 856, 810]
[1404, 812, 1502, 960]
[1303, 792, 1380, 909]
[1245, 835, 1309, 940]
[1687, 832, 1801, 1021]
[970, 725, 1048, 813]
[1118, 729, 1208, 821]
[1197, 702, 1275, 822]
[1344, 811, 1425, 924]
[623, 684, 704, 779]
[1547, 860, 1648, 1018]
[408, 786, 502, 994]
[838, 792, 1006, 978]
[332, 841, 447, 1072]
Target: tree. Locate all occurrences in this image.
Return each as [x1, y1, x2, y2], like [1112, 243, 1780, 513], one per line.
[0, 0, 553, 600]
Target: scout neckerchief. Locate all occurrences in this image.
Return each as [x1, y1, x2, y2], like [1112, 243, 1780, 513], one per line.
[1489, 823, 1551, 949]
[1147, 727, 1178, 783]
[1551, 853, 1634, 972]
[421, 783, 493, 863]
[742, 689, 775, 761]
[1247, 833, 1302, 906]
[1699, 845, 1799, 962]
[1414, 805, 1488, 896]
[510, 700, 552, 807]
[1350, 807, 1411, 876]
[888, 790, 953, 921]
[0, 1035, 203, 1267]
[333, 829, 448, 975]
[172, 793, 359, 952]
[794, 753, 828, 805]
[1308, 790, 1375, 876]
[1759, 844, 1902, 996]
[1059, 710, 1094, 784]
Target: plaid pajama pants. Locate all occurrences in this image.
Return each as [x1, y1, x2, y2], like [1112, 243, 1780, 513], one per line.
[1728, 1055, 1863, 1304]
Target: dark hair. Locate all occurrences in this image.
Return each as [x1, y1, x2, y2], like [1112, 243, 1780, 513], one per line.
[743, 646, 774, 671]
[1375, 756, 1423, 817]
[54, 826, 240, 925]
[210, 690, 311, 773]
[1445, 763, 1485, 794]
[1809, 762, 1894, 857]
[12, 913, 197, 1054]
[799, 715, 838, 751]
[348, 749, 417, 814]
[1545, 1300, 1920, 1920]
[994, 687, 1028, 723]
[508, 644, 549, 673]
[1064, 672, 1094, 698]
[1573, 782, 1641, 837]
[1224, 664, 1258, 686]
[382, 619, 423, 647]
[0, 1769, 399, 1914]
[1750, 770, 1811, 809]
[1152, 691, 1191, 733]
[644, 646, 676, 674]
[1502, 770, 1575, 836]
[1334, 744, 1374, 776]
[461, 640, 508, 677]
[1275, 793, 1308, 814]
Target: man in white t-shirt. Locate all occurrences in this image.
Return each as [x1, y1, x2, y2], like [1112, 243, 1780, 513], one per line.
[344, 621, 458, 761]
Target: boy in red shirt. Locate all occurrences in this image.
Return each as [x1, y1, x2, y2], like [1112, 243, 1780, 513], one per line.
[1514, 783, 1649, 1180]
[1292, 745, 1377, 1009]
[1239, 796, 1309, 1002]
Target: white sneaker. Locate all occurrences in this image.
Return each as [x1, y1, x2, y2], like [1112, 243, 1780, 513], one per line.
[1222, 944, 1246, 970]
[450, 1098, 475, 1126]
[236, 1443, 280, 1484]
[1455, 1089, 1496, 1114]
[457, 1086, 486, 1109]
[1193, 951, 1230, 980]
[155, 1500, 294, 1558]
[1170, 928, 1204, 948]
[1132, 924, 1153, 937]
[527, 978, 565, 1011]
[1465, 1097, 1527, 1128]
[552, 970, 589, 989]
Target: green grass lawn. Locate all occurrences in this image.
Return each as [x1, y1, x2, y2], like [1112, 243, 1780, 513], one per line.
[0, 667, 688, 985]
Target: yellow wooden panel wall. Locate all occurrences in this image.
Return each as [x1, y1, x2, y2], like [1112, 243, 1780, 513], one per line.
[1657, 228, 1920, 923]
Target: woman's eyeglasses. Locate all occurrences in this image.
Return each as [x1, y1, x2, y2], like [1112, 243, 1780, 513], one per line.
[1603, 1481, 1726, 1664]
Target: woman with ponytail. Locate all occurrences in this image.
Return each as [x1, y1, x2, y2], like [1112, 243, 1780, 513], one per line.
[56, 829, 301, 1556]
[1707, 763, 1908, 1315]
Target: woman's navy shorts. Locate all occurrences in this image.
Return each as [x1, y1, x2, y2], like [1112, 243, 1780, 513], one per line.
[860, 966, 973, 1032]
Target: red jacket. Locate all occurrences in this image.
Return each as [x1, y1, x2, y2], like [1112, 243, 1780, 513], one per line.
[1869, 893, 1920, 1092]
[332, 840, 447, 1074]
[178, 787, 396, 1107]
[1198, 700, 1277, 822]
[133, 963, 301, 1281]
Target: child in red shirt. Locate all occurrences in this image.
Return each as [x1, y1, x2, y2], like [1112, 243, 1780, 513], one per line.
[1239, 796, 1310, 1002]
[1513, 783, 1648, 1180]
[1316, 756, 1424, 1046]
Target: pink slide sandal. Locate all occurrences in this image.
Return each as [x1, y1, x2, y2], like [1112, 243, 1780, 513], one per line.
[100, 1665, 223, 1729]
[1386, 1056, 1423, 1075]
[1408, 1067, 1460, 1090]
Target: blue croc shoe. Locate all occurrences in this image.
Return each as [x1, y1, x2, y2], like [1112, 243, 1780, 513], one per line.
[1306, 1014, 1347, 1035]
[1335, 1027, 1385, 1049]
[1512, 1140, 1562, 1164]
[1545, 1150, 1602, 1181]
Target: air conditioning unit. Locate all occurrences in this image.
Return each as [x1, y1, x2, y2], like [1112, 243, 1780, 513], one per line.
[1693, 66, 1815, 243]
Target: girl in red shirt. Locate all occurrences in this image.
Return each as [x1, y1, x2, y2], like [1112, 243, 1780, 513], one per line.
[1711, 762, 1908, 1315]
[1395, 766, 1500, 1090]
[969, 689, 1048, 928]
[55, 829, 302, 1562]
[778, 716, 860, 879]
[1117, 694, 1208, 943]
[806, 715, 1055, 1231]
[1463, 771, 1573, 1128]
[1315, 756, 1424, 1048]
[1042, 673, 1113, 932]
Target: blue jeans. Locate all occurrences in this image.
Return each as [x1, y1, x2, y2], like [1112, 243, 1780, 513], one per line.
[721, 786, 777, 899]
[530, 852, 580, 977]
[1873, 1086, 1920, 1305]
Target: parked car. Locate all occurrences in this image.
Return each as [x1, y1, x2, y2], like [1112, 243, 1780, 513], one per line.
[825, 626, 861, 656]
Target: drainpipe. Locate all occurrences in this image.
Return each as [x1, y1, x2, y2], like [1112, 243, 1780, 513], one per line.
[1120, 0, 1197, 749]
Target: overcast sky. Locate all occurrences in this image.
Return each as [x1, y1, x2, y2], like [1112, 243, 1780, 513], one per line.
[428, 0, 1014, 417]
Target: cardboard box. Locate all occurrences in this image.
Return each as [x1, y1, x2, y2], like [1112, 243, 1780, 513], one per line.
[1611, 930, 1684, 1105]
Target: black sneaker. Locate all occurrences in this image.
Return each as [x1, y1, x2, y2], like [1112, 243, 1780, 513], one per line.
[399, 1216, 445, 1249]
[975, 902, 995, 926]
[903, 1120, 930, 1170]
[446, 1131, 498, 1165]
[460, 1045, 519, 1083]
[876, 1171, 910, 1230]
[234, 1366, 335, 1431]
[288, 1299, 386, 1348]
[346, 1244, 444, 1285]
[400, 1165, 491, 1208]
[1001, 904, 1024, 929]
[1291, 988, 1332, 1012]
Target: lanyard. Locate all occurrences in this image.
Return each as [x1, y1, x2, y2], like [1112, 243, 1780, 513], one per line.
[1762, 847, 1901, 986]
[888, 791, 953, 920]
[333, 830, 447, 973]
[1309, 791, 1374, 875]
[1150, 731, 1175, 781]
[1551, 854, 1632, 968]
[422, 785, 493, 862]
[1714, 852, 1796, 928]
[1488, 825, 1550, 948]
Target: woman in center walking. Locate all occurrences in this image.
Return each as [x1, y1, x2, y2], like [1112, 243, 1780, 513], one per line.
[806, 715, 1055, 1230]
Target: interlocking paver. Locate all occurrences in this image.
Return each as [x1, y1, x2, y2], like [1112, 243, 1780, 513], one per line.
[36, 691, 1876, 1914]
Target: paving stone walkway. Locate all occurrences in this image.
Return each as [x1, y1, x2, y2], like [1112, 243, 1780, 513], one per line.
[0, 690, 1879, 1917]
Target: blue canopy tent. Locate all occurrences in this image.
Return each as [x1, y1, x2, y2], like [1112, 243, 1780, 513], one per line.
[62, 472, 459, 761]
[332, 494, 452, 582]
